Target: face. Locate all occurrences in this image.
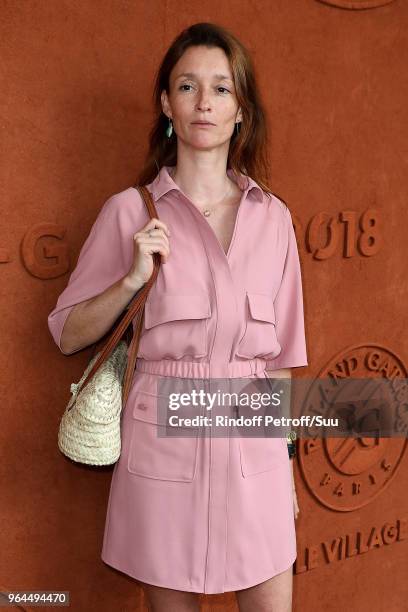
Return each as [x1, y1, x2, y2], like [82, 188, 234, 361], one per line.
[161, 45, 243, 151]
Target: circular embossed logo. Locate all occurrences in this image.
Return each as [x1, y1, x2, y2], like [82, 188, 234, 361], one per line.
[298, 345, 407, 511]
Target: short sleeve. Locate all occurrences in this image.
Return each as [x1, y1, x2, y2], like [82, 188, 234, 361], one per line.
[47, 189, 148, 355]
[265, 206, 308, 370]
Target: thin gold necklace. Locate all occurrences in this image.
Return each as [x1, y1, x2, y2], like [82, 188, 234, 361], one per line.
[170, 169, 234, 216]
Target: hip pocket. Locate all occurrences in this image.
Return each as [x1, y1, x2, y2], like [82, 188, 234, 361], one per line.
[239, 436, 288, 477]
[127, 388, 200, 482]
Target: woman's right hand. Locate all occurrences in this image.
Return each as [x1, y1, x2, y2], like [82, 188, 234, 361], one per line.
[126, 217, 171, 288]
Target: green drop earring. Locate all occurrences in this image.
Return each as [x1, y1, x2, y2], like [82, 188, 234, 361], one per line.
[166, 118, 173, 138]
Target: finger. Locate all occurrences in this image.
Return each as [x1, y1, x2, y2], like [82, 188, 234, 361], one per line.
[135, 228, 170, 245]
[143, 228, 170, 245]
[143, 217, 171, 236]
[138, 239, 170, 260]
[134, 233, 169, 249]
[136, 236, 170, 253]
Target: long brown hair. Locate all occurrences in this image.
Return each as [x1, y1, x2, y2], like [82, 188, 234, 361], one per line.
[136, 22, 274, 197]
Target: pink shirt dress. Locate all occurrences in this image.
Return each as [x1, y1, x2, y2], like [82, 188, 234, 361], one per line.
[48, 165, 308, 594]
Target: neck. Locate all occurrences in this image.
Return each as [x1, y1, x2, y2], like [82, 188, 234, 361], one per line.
[168, 163, 240, 207]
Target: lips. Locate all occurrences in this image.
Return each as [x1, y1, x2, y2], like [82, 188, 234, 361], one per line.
[192, 121, 214, 125]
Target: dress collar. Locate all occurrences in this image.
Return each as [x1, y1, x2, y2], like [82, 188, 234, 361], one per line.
[147, 165, 264, 203]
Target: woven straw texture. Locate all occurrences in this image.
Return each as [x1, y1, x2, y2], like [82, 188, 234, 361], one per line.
[58, 340, 128, 465]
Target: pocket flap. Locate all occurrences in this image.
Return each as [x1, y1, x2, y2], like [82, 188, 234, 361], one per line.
[132, 390, 201, 434]
[247, 293, 276, 324]
[132, 390, 164, 423]
[144, 294, 211, 329]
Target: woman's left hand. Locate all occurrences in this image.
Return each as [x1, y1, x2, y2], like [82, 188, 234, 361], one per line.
[292, 482, 300, 520]
[290, 460, 300, 519]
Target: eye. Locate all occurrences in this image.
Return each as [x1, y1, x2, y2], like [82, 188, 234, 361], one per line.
[178, 84, 231, 94]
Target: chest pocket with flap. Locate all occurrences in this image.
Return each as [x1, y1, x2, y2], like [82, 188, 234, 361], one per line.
[137, 294, 212, 360]
[235, 292, 281, 359]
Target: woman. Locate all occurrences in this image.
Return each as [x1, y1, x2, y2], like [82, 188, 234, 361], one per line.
[48, 22, 308, 612]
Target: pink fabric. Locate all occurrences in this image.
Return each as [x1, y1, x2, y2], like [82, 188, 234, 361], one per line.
[48, 165, 308, 593]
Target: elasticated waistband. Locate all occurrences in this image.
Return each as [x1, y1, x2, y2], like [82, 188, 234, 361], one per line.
[135, 357, 267, 379]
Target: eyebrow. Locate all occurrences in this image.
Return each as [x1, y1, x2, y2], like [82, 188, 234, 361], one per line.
[175, 72, 233, 83]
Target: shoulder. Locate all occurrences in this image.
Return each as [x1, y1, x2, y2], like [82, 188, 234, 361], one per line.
[264, 191, 293, 226]
[99, 186, 148, 215]
[96, 186, 151, 229]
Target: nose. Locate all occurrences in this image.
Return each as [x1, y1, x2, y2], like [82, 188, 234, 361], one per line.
[196, 89, 211, 112]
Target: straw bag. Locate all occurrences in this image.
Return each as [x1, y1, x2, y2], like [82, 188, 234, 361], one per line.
[58, 185, 161, 466]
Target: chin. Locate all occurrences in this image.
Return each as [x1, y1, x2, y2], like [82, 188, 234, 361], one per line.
[188, 136, 224, 148]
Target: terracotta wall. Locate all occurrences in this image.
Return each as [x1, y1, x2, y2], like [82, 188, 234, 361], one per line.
[1, 1, 407, 610]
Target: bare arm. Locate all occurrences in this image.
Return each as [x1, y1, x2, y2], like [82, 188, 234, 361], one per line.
[60, 275, 144, 354]
[265, 367, 291, 380]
